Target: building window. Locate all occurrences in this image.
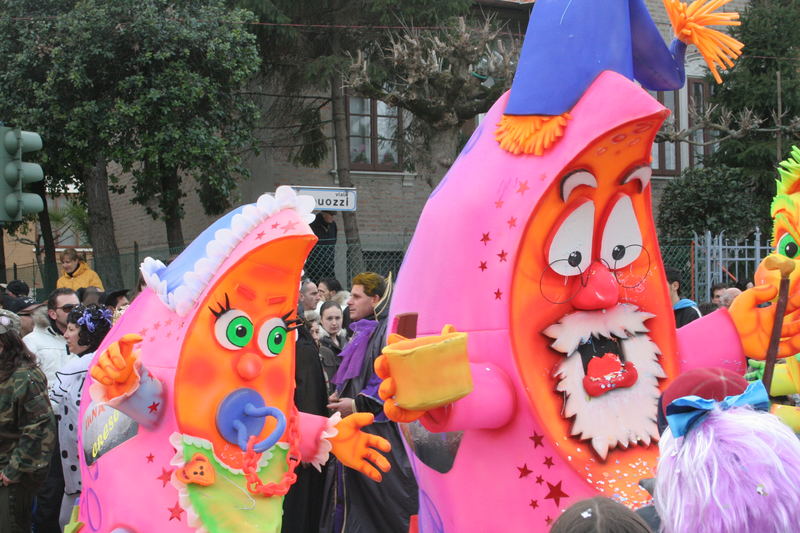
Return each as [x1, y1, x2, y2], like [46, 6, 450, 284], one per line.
[687, 77, 717, 167]
[649, 90, 681, 175]
[347, 96, 404, 171]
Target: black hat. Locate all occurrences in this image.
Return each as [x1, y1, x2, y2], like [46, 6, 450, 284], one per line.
[5, 296, 41, 315]
[103, 289, 129, 308]
[6, 280, 29, 297]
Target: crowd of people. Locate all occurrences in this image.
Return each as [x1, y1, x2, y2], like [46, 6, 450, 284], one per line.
[0, 251, 126, 532]
[3, 247, 800, 533]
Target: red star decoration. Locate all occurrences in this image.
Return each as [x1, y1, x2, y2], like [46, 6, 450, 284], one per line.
[545, 516, 553, 525]
[168, 502, 184, 521]
[478, 261, 488, 272]
[148, 337, 156, 343]
[480, 232, 491, 245]
[535, 475, 544, 485]
[139, 327, 149, 336]
[544, 481, 569, 507]
[179, 321, 186, 329]
[530, 432, 544, 448]
[256, 231, 266, 239]
[152, 321, 161, 330]
[148, 402, 160, 413]
[146, 453, 155, 463]
[281, 220, 298, 233]
[164, 318, 173, 326]
[529, 499, 539, 510]
[271, 222, 280, 229]
[507, 217, 517, 228]
[517, 180, 530, 195]
[495, 200, 504, 208]
[517, 464, 532, 478]
[497, 250, 508, 262]
[157, 468, 174, 488]
[494, 289, 503, 300]
[543, 456, 554, 469]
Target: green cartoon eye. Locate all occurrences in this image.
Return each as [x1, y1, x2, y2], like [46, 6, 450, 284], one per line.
[258, 318, 290, 357]
[214, 310, 254, 350]
[777, 233, 799, 259]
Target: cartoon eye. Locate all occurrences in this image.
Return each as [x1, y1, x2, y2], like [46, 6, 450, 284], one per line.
[214, 310, 254, 350]
[777, 232, 799, 259]
[600, 195, 643, 269]
[548, 200, 594, 276]
[257, 318, 289, 357]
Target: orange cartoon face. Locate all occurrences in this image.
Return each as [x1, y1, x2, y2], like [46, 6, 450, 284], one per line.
[174, 235, 315, 469]
[511, 116, 678, 481]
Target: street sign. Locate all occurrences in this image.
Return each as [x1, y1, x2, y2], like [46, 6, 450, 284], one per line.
[292, 186, 357, 212]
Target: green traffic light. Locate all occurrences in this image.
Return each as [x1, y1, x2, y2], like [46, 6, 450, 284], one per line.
[0, 125, 44, 221]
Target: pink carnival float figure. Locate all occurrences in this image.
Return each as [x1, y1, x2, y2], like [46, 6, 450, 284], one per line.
[374, 1, 800, 532]
[67, 187, 391, 533]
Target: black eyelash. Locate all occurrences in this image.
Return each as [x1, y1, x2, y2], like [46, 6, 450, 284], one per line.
[209, 293, 232, 319]
[283, 310, 303, 331]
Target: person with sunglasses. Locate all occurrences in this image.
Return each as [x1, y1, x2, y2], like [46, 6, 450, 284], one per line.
[22, 287, 79, 533]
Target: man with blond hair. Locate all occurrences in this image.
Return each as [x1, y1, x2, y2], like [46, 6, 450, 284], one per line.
[324, 272, 418, 532]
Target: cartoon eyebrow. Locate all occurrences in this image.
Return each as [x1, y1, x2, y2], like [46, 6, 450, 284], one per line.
[235, 283, 256, 301]
[282, 310, 303, 332]
[621, 166, 652, 191]
[209, 293, 232, 319]
[560, 170, 597, 201]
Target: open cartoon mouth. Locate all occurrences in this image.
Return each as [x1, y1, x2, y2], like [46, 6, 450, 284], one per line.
[577, 335, 638, 397]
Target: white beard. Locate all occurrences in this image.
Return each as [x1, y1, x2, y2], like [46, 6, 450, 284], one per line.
[543, 304, 665, 460]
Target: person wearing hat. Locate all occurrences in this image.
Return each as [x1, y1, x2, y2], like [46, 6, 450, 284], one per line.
[1, 280, 30, 310]
[0, 309, 57, 532]
[6, 297, 44, 338]
[103, 289, 129, 313]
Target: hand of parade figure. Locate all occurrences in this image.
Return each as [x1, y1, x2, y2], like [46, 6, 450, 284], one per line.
[327, 393, 356, 417]
[729, 283, 800, 359]
[374, 352, 427, 424]
[89, 334, 142, 399]
[329, 412, 391, 482]
[0, 472, 12, 486]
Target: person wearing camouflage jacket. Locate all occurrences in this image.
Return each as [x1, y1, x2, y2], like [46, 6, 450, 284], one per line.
[0, 309, 56, 532]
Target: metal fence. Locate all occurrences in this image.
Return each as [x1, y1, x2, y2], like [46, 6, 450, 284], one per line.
[691, 229, 771, 303]
[7, 233, 768, 304]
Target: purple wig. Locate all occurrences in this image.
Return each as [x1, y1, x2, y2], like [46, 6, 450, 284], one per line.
[655, 406, 800, 533]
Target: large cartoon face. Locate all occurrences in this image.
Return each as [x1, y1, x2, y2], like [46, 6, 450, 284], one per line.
[174, 235, 315, 469]
[510, 117, 679, 497]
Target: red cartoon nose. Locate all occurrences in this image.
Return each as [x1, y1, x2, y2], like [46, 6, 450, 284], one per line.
[572, 261, 619, 310]
[235, 352, 263, 381]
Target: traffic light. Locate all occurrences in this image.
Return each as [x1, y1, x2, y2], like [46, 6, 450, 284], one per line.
[0, 125, 44, 222]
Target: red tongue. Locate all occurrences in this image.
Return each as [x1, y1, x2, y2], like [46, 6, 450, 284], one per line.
[586, 353, 622, 378]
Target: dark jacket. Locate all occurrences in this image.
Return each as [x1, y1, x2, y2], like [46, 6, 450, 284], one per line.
[674, 298, 702, 328]
[321, 302, 419, 533]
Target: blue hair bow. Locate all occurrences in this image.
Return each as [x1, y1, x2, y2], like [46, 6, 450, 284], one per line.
[665, 380, 771, 438]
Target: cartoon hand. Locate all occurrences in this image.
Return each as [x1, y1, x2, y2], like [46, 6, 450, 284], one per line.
[375, 352, 426, 423]
[63, 504, 85, 533]
[329, 412, 391, 482]
[89, 334, 142, 400]
[744, 360, 765, 381]
[376, 325, 472, 423]
[729, 283, 800, 359]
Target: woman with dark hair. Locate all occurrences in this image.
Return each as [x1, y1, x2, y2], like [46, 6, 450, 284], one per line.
[50, 304, 113, 529]
[551, 496, 653, 533]
[0, 309, 56, 532]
